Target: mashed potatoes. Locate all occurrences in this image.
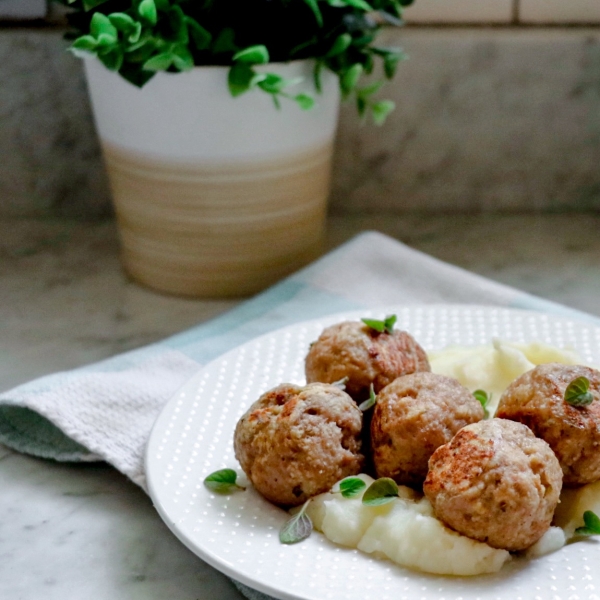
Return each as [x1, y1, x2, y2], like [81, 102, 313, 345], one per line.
[306, 474, 510, 576]
[428, 340, 583, 416]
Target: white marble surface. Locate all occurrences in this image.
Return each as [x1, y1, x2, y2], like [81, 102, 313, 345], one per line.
[1, 213, 600, 599]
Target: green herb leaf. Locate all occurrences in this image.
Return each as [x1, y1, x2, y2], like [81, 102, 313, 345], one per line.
[313, 60, 323, 94]
[357, 81, 383, 99]
[138, 0, 157, 25]
[257, 74, 299, 94]
[90, 13, 118, 40]
[565, 376, 594, 407]
[473, 389, 491, 419]
[294, 93, 315, 110]
[82, 0, 111, 12]
[327, 0, 373, 11]
[337, 477, 367, 498]
[326, 33, 352, 58]
[185, 17, 211, 50]
[575, 510, 600, 536]
[302, 0, 323, 27]
[279, 500, 313, 544]
[371, 100, 395, 125]
[171, 45, 194, 71]
[362, 477, 399, 506]
[204, 468, 245, 493]
[213, 28, 237, 54]
[233, 45, 270, 65]
[340, 63, 363, 98]
[358, 384, 377, 412]
[98, 47, 123, 71]
[71, 35, 98, 52]
[361, 314, 397, 334]
[228, 62, 256, 97]
[143, 52, 174, 71]
[332, 376, 349, 390]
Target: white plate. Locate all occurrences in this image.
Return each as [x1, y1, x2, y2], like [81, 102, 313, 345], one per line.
[146, 305, 600, 600]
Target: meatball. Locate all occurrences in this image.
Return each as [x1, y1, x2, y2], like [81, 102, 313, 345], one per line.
[371, 372, 485, 487]
[424, 418, 562, 552]
[495, 363, 600, 486]
[233, 382, 364, 506]
[305, 320, 430, 401]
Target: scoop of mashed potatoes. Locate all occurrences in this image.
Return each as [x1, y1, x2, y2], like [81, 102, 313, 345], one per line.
[305, 474, 510, 576]
[428, 339, 584, 416]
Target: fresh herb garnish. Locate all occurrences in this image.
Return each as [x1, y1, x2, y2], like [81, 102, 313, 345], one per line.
[203, 468, 245, 494]
[362, 477, 399, 506]
[361, 314, 397, 334]
[334, 477, 367, 498]
[473, 389, 491, 419]
[279, 499, 313, 544]
[358, 384, 378, 412]
[565, 376, 594, 407]
[332, 376, 350, 390]
[575, 510, 600, 536]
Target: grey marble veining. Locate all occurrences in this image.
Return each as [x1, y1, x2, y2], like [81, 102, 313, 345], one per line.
[1, 214, 600, 599]
[1, 28, 599, 217]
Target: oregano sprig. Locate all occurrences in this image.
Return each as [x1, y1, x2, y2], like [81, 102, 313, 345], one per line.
[362, 477, 399, 506]
[361, 314, 397, 334]
[333, 476, 367, 498]
[358, 384, 377, 412]
[203, 468, 245, 494]
[473, 389, 491, 419]
[279, 500, 313, 544]
[575, 510, 600, 536]
[565, 376, 594, 407]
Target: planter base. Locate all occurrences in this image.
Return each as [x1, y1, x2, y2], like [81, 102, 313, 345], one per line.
[104, 142, 331, 298]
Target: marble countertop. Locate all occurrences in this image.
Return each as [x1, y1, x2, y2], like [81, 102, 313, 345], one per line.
[1, 213, 599, 600]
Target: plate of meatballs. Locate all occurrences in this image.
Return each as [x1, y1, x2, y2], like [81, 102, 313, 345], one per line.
[146, 304, 600, 600]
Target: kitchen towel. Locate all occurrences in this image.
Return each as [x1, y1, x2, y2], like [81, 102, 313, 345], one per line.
[0, 230, 596, 600]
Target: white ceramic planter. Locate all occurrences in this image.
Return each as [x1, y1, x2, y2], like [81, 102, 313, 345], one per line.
[84, 58, 340, 297]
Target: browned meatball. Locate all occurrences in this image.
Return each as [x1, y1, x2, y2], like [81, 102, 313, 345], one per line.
[371, 372, 485, 487]
[233, 382, 364, 507]
[496, 363, 600, 486]
[305, 321, 430, 401]
[424, 419, 562, 552]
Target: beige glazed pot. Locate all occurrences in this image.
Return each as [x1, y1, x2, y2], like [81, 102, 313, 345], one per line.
[84, 58, 340, 297]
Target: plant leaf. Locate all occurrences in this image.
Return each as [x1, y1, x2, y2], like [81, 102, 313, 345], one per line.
[340, 63, 363, 98]
[171, 45, 194, 71]
[233, 45, 270, 65]
[313, 60, 323, 93]
[327, 0, 373, 11]
[98, 47, 123, 71]
[228, 62, 255, 97]
[371, 100, 395, 125]
[213, 28, 236, 54]
[185, 17, 211, 50]
[357, 80, 383, 99]
[473, 389, 491, 418]
[279, 500, 313, 544]
[294, 93, 315, 110]
[71, 35, 98, 52]
[82, 0, 111, 12]
[332, 376, 349, 390]
[203, 468, 244, 493]
[565, 376, 594, 407]
[302, 0, 323, 27]
[362, 477, 399, 506]
[138, 0, 158, 25]
[338, 477, 367, 498]
[358, 384, 377, 412]
[326, 33, 352, 58]
[90, 12, 118, 40]
[575, 510, 600, 536]
[143, 51, 174, 71]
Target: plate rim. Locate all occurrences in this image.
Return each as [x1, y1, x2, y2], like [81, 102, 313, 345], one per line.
[145, 303, 600, 600]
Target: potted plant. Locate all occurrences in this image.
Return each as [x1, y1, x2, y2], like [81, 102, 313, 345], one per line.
[59, 0, 413, 297]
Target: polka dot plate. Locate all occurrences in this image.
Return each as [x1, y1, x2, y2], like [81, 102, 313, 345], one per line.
[146, 305, 600, 600]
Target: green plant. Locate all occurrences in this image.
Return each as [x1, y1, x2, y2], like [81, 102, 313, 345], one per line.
[61, 0, 414, 123]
